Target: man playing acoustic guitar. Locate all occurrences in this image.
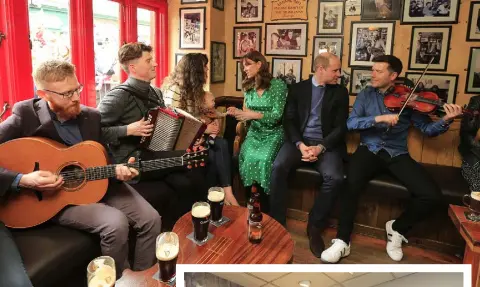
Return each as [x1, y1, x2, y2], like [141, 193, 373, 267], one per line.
[0, 60, 161, 277]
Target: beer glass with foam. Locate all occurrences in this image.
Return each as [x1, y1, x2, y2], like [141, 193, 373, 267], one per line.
[87, 256, 116, 287]
[191, 201, 211, 242]
[156, 232, 179, 283]
[208, 187, 225, 223]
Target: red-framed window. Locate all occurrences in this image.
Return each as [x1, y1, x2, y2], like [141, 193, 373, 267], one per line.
[0, 0, 167, 119]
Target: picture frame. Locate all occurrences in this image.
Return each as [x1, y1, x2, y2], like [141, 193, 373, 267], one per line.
[345, 0, 361, 16]
[467, 2, 480, 41]
[210, 41, 226, 84]
[466, 47, 480, 94]
[350, 68, 373, 95]
[349, 21, 395, 67]
[361, 0, 401, 20]
[213, 0, 224, 11]
[311, 36, 343, 72]
[408, 26, 451, 72]
[175, 53, 186, 65]
[236, 0, 264, 23]
[401, 0, 460, 24]
[236, 61, 243, 91]
[233, 26, 262, 59]
[181, 0, 207, 3]
[265, 22, 308, 56]
[405, 72, 458, 104]
[272, 58, 303, 86]
[179, 7, 206, 49]
[317, 1, 344, 35]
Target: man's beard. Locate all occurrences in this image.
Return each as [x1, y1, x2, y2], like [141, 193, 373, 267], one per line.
[49, 100, 81, 120]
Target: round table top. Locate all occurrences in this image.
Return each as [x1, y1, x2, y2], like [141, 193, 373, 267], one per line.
[172, 205, 294, 264]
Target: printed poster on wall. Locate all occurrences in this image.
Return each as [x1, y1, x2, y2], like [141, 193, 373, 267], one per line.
[271, 0, 308, 21]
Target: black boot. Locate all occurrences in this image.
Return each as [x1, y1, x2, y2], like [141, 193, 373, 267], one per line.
[307, 223, 325, 258]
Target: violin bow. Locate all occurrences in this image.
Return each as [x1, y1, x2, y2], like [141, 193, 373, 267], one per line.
[395, 56, 435, 118]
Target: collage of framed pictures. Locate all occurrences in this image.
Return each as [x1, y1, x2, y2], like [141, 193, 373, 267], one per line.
[408, 26, 451, 71]
[405, 72, 458, 104]
[317, 1, 344, 35]
[349, 21, 395, 67]
[466, 47, 480, 94]
[350, 69, 372, 95]
[236, 0, 264, 23]
[265, 23, 308, 56]
[211, 41, 226, 83]
[401, 0, 460, 24]
[271, 58, 302, 85]
[345, 0, 361, 16]
[467, 2, 480, 41]
[233, 26, 262, 59]
[311, 36, 343, 72]
[361, 0, 401, 20]
[179, 7, 206, 49]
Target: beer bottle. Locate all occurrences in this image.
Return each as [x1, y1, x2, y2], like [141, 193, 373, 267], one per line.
[247, 183, 260, 223]
[248, 198, 263, 244]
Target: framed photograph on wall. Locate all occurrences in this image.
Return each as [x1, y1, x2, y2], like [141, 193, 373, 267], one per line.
[401, 0, 460, 24]
[175, 53, 185, 65]
[317, 1, 344, 35]
[349, 21, 395, 67]
[181, 0, 207, 3]
[311, 36, 343, 72]
[272, 58, 302, 85]
[236, 0, 264, 23]
[179, 7, 206, 49]
[210, 41, 226, 83]
[233, 26, 262, 59]
[408, 26, 451, 71]
[345, 0, 361, 16]
[236, 61, 244, 91]
[406, 72, 458, 104]
[265, 22, 308, 56]
[466, 47, 480, 94]
[350, 68, 373, 95]
[213, 0, 224, 11]
[467, 2, 480, 41]
[361, 0, 401, 20]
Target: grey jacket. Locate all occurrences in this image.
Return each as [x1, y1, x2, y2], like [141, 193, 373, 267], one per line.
[98, 77, 165, 163]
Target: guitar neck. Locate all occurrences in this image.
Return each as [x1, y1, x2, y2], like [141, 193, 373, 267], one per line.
[85, 157, 184, 181]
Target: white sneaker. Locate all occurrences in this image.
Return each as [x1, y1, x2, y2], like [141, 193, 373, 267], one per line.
[385, 220, 408, 261]
[320, 239, 350, 263]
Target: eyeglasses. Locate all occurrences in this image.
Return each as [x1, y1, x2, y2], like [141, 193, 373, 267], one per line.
[44, 84, 84, 99]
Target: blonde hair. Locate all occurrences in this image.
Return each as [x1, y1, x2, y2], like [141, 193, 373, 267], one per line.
[313, 53, 337, 72]
[33, 60, 76, 89]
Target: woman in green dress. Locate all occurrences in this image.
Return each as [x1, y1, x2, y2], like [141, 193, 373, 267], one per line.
[227, 51, 288, 206]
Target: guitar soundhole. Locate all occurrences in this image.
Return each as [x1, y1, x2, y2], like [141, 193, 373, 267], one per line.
[60, 164, 86, 190]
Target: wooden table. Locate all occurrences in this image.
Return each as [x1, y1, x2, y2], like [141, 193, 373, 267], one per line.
[448, 204, 480, 287]
[116, 205, 294, 286]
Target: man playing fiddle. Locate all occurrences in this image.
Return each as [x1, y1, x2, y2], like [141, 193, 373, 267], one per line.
[321, 55, 463, 263]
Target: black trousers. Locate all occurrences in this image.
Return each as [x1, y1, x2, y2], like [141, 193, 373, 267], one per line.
[336, 146, 444, 244]
[206, 137, 232, 188]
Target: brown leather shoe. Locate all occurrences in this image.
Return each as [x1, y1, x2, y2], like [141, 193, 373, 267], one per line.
[308, 224, 325, 258]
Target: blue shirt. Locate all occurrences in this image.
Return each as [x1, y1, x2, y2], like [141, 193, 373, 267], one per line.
[303, 77, 325, 141]
[347, 86, 451, 157]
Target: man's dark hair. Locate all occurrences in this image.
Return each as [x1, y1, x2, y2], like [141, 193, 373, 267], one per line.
[372, 55, 403, 76]
[118, 42, 153, 73]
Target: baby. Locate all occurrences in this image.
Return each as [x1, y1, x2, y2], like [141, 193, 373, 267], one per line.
[199, 92, 226, 146]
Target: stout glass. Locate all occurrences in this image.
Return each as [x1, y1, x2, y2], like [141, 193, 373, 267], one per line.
[87, 256, 116, 287]
[208, 187, 225, 223]
[156, 232, 179, 283]
[191, 201, 211, 242]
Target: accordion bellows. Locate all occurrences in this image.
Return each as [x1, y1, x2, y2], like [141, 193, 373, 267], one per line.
[140, 107, 207, 151]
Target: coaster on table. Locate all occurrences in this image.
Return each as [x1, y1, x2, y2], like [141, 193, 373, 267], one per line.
[210, 216, 230, 227]
[186, 232, 214, 246]
[465, 211, 480, 222]
[152, 270, 176, 286]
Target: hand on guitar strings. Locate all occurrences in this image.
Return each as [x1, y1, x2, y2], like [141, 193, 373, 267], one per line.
[115, 157, 139, 181]
[127, 118, 154, 137]
[19, 170, 64, 191]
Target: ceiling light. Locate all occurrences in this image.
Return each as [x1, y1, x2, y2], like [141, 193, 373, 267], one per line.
[298, 280, 311, 287]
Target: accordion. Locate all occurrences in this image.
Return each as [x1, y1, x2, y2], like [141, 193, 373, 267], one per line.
[140, 107, 207, 151]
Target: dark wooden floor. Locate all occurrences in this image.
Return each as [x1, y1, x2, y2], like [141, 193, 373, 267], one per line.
[286, 219, 463, 264]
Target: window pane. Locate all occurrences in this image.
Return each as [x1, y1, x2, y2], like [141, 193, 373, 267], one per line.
[137, 8, 156, 51]
[93, 0, 121, 105]
[29, 0, 71, 72]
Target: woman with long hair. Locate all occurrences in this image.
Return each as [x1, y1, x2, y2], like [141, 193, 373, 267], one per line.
[227, 51, 288, 210]
[162, 53, 239, 206]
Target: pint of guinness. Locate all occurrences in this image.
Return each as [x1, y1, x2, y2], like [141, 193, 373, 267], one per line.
[191, 202, 211, 242]
[208, 187, 225, 222]
[156, 232, 179, 283]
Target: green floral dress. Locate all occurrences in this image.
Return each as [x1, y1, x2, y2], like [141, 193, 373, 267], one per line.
[239, 79, 287, 194]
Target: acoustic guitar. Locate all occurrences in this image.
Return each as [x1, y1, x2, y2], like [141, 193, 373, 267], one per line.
[0, 137, 207, 228]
